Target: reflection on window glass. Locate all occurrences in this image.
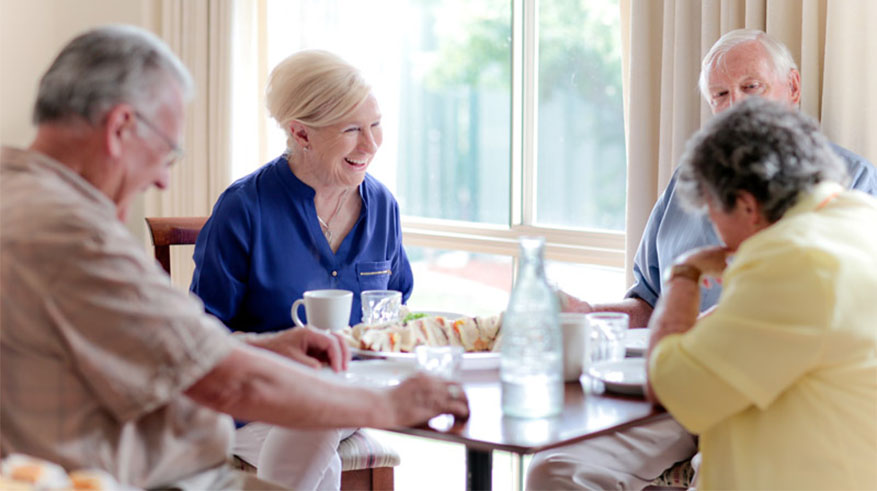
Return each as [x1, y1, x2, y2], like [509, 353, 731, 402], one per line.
[264, 0, 512, 225]
[536, 0, 626, 231]
[544, 260, 625, 305]
[405, 245, 512, 317]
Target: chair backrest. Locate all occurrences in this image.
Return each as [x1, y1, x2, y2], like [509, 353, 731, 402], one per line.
[145, 217, 208, 275]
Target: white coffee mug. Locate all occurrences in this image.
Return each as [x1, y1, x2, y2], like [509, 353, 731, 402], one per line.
[291, 289, 353, 331]
[560, 312, 589, 381]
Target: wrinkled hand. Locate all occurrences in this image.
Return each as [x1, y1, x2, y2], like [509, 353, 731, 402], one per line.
[385, 373, 470, 427]
[249, 327, 350, 372]
[557, 289, 593, 314]
[675, 246, 734, 280]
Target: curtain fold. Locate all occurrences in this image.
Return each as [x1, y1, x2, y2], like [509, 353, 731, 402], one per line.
[821, 0, 877, 161]
[621, 0, 876, 285]
[145, 0, 234, 288]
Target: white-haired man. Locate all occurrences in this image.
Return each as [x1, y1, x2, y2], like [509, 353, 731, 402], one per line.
[0, 25, 468, 490]
[526, 28, 877, 490]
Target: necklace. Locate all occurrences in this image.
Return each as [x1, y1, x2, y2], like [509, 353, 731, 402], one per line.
[317, 189, 351, 245]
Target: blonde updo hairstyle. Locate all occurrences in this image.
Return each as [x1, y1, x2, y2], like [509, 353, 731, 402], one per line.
[266, 50, 371, 151]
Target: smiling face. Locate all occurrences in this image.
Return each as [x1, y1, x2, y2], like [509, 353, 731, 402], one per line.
[299, 94, 383, 189]
[706, 40, 800, 114]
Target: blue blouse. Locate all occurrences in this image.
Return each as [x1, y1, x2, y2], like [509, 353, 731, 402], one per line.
[626, 142, 877, 314]
[190, 155, 413, 333]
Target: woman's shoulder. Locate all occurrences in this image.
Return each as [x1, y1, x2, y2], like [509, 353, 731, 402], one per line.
[217, 158, 289, 204]
[362, 173, 396, 202]
[230, 159, 286, 190]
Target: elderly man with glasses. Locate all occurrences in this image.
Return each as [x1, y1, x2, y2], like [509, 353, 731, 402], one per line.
[0, 25, 468, 490]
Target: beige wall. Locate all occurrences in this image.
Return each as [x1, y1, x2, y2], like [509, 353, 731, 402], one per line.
[0, 0, 155, 241]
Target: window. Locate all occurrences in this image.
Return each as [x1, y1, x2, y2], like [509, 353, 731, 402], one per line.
[536, 0, 626, 230]
[230, 0, 627, 305]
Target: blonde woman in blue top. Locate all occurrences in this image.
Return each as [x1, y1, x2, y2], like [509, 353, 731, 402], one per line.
[191, 50, 413, 490]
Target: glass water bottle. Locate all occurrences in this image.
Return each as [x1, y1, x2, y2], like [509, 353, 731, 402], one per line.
[500, 236, 563, 418]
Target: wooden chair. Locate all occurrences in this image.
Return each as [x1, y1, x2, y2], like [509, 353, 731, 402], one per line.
[145, 216, 207, 274]
[145, 216, 399, 490]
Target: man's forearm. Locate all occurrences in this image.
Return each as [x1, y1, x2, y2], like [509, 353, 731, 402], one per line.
[591, 297, 655, 328]
[185, 345, 391, 429]
[231, 330, 276, 347]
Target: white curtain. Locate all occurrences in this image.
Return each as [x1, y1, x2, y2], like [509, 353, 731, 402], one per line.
[144, 0, 235, 288]
[620, 0, 877, 285]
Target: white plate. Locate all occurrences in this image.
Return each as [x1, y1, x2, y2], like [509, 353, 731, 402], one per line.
[351, 348, 500, 370]
[625, 328, 649, 357]
[320, 360, 419, 388]
[588, 358, 647, 396]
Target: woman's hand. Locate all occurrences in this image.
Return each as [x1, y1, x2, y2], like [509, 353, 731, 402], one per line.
[247, 327, 351, 372]
[675, 246, 734, 281]
[383, 373, 470, 427]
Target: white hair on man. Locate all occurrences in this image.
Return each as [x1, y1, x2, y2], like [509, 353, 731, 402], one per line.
[698, 28, 798, 101]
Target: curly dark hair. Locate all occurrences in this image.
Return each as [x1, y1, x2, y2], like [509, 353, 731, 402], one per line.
[677, 97, 849, 223]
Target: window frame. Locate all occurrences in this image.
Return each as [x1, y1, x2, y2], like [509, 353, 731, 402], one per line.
[401, 0, 626, 269]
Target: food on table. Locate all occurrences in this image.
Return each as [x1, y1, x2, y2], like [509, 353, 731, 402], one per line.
[341, 312, 503, 353]
[0, 454, 120, 490]
[1, 454, 70, 489]
[0, 476, 31, 491]
[68, 469, 118, 490]
[402, 312, 429, 322]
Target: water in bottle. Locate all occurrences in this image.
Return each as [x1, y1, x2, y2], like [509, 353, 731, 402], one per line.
[501, 236, 563, 418]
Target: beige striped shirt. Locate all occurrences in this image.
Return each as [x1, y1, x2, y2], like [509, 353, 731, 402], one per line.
[1, 146, 239, 489]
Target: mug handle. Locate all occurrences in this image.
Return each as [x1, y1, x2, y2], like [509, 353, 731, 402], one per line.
[291, 299, 306, 327]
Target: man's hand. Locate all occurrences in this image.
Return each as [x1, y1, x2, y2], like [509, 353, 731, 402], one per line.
[246, 327, 350, 372]
[558, 290, 593, 314]
[384, 373, 470, 427]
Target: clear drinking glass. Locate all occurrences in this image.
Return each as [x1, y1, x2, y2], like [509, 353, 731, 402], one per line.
[415, 345, 464, 381]
[360, 290, 402, 325]
[586, 312, 629, 364]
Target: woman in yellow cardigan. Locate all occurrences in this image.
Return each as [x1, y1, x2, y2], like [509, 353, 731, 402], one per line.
[646, 97, 877, 489]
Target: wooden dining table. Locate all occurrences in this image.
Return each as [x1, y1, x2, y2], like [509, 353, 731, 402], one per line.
[388, 368, 668, 491]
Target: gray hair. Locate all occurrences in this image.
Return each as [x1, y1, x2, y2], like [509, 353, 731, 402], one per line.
[677, 97, 849, 223]
[33, 24, 194, 125]
[698, 29, 798, 101]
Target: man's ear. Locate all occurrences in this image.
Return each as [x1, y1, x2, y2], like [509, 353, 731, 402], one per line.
[289, 121, 311, 150]
[102, 104, 136, 158]
[787, 68, 802, 106]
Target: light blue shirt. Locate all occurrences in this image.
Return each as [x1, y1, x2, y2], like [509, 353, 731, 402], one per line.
[626, 143, 877, 313]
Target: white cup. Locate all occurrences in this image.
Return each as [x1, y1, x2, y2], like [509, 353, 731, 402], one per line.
[291, 289, 353, 331]
[360, 290, 402, 325]
[586, 312, 629, 364]
[560, 312, 590, 381]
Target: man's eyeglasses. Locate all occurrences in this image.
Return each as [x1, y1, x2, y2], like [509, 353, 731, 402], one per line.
[134, 111, 184, 165]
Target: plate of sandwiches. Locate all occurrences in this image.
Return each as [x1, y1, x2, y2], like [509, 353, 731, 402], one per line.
[340, 311, 504, 370]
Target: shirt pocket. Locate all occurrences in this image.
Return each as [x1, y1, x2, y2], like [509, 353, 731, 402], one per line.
[356, 260, 392, 291]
